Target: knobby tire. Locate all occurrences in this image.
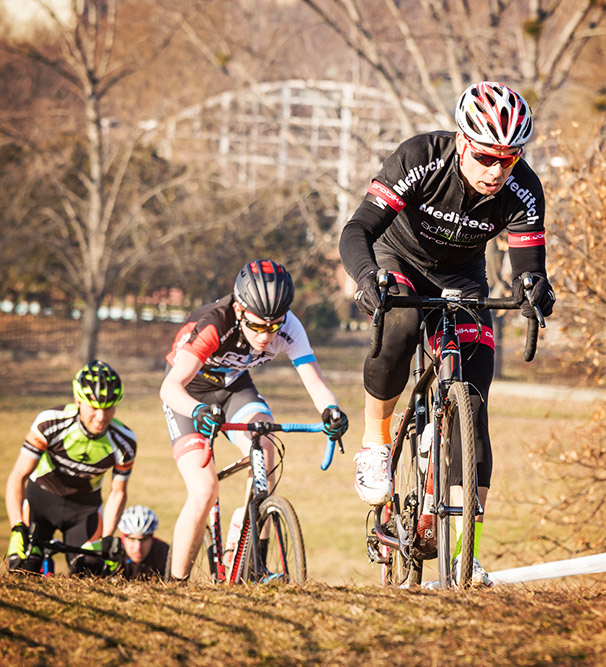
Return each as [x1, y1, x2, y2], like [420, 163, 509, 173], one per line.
[243, 495, 307, 584]
[438, 381, 476, 588]
[382, 424, 424, 587]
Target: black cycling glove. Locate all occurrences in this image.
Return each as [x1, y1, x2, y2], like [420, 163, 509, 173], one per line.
[101, 535, 124, 561]
[322, 406, 349, 441]
[192, 403, 226, 438]
[512, 274, 556, 318]
[353, 269, 398, 316]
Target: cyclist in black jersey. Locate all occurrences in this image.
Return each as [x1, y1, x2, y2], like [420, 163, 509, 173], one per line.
[160, 259, 349, 581]
[339, 81, 556, 587]
[5, 360, 136, 575]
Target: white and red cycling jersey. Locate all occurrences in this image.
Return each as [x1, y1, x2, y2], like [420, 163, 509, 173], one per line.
[165, 295, 316, 395]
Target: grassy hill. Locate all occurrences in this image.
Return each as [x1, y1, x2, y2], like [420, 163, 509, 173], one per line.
[1, 339, 605, 664]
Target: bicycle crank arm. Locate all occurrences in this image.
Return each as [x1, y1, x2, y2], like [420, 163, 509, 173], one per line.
[372, 511, 400, 550]
[366, 536, 391, 565]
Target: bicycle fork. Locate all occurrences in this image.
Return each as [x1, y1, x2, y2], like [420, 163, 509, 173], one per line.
[229, 436, 269, 583]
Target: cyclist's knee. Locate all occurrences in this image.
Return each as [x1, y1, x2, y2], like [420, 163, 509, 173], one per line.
[383, 306, 422, 343]
[186, 480, 219, 512]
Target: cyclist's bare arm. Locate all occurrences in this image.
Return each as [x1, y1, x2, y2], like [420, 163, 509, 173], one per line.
[295, 361, 339, 413]
[102, 477, 128, 537]
[5, 451, 38, 526]
[160, 349, 204, 417]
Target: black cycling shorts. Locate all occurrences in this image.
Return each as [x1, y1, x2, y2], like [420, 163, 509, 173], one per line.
[366, 249, 494, 487]
[26, 481, 104, 574]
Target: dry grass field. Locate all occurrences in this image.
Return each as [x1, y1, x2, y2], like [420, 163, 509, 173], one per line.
[1, 331, 606, 664]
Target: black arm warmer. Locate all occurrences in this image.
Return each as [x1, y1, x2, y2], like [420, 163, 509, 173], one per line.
[509, 245, 547, 280]
[339, 200, 398, 284]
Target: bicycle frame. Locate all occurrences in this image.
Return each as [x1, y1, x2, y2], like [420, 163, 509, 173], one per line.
[368, 272, 544, 588]
[205, 420, 340, 584]
[371, 306, 470, 576]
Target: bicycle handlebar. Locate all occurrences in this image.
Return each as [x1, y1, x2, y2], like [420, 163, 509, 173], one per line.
[37, 539, 105, 558]
[369, 270, 544, 362]
[27, 522, 107, 560]
[220, 421, 343, 471]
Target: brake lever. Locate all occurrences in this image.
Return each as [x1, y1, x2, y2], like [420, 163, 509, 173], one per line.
[372, 269, 390, 326]
[522, 272, 546, 328]
[330, 407, 345, 454]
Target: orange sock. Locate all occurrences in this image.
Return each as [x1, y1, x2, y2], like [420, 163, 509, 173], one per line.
[362, 415, 392, 448]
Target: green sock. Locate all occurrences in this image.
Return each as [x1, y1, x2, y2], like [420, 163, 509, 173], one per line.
[474, 522, 483, 560]
[452, 522, 483, 562]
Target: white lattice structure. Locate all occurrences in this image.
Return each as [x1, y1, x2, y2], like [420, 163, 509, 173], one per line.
[154, 79, 449, 228]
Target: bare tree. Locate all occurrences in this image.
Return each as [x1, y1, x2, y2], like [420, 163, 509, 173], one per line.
[300, 0, 606, 131]
[0, 0, 196, 361]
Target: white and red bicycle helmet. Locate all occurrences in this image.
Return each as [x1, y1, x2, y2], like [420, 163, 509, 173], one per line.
[455, 81, 533, 148]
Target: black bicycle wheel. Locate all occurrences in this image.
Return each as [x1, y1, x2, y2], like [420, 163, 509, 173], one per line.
[382, 427, 424, 587]
[243, 495, 306, 584]
[437, 381, 476, 588]
[167, 525, 217, 583]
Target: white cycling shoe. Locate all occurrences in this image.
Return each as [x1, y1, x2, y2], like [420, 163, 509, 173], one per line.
[452, 555, 494, 588]
[354, 444, 392, 506]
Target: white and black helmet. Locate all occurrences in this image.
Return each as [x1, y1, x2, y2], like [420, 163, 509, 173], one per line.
[118, 505, 158, 536]
[455, 81, 533, 147]
[234, 259, 294, 322]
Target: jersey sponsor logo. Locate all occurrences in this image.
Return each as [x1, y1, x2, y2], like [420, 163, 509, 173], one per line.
[420, 222, 485, 246]
[392, 158, 445, 195]
[507, 231, 545, 248]
[277, 329, 294, 345]
[208, 349, 271, 372]
[367, 181, 406, 212]
[219, 323, 238, 344]
[176, 323, 196, 351]
[505, 176, 540, 224]
[54, 452, 105, 477]
[419, 204, 495, 233]
[110, 430, 136, 460]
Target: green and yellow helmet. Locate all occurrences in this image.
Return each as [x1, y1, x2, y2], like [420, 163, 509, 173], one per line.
[72, 360, 124, 409]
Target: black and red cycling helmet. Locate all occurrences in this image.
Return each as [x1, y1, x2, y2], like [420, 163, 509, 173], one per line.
[234, 259, 294, 322]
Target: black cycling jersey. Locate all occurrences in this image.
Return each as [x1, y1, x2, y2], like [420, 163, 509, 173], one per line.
[339, 130, 548, 490]
[121, 537, 169, 581]
[339, 131, 546, 285]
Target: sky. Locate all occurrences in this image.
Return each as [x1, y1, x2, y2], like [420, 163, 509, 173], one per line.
[1, 0, 72, 36]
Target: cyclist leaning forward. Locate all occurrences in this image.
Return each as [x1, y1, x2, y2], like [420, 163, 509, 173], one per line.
[160, 259, 348, 581]
[339, 81, 556, 586]
[5, 361, 136, 575]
